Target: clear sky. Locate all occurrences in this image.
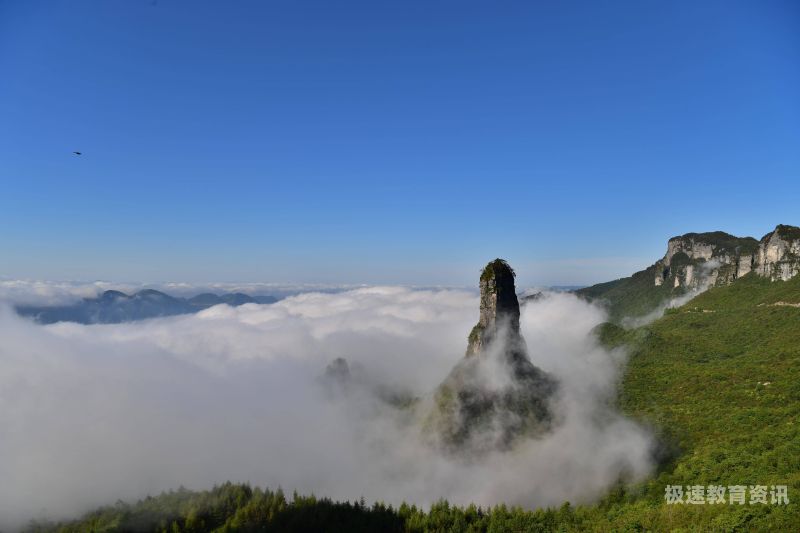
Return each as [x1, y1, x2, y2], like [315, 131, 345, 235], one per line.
[1, 1, 798, 287]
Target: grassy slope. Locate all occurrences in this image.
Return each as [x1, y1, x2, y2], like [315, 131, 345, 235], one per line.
[28, 275, 800, 532]
[576, 231, 763, 322]
[576, 263, 678, 322]
[596, 273, 800, 530]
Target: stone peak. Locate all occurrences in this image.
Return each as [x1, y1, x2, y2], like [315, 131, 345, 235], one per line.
[480, 258, 516, 282]
[431, 260, 555, 453]
[467, 258, 522, 357]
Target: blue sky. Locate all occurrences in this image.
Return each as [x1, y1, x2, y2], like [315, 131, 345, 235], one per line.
[1, 1, 798, 287]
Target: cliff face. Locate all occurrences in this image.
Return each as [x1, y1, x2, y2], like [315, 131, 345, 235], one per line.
[653, 225, 800, 289]
[755, 225, 800, 281]
[466, 259, 522, 357]
[426, 259, 556, 454]
[576, 224, 800, 323]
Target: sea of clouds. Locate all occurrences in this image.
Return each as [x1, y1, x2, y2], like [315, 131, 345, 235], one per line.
[0, 286, 653, 529]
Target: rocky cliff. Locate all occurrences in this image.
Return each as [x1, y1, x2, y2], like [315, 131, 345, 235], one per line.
[577, 224, 800, 322]
[754, 225, 800, 281]
[425, 259, 556, 454]
[654, 224, 800, 289]
[466, 259, 523, 357]
[653, 231, 759, 289]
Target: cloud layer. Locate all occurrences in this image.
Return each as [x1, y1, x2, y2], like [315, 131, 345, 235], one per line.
[0, 287, 652, 529]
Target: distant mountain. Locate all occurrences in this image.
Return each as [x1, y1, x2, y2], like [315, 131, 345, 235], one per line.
[16, 290, 279, 325]
[186, 292, 276, 309]
[576, 224, 800, 322]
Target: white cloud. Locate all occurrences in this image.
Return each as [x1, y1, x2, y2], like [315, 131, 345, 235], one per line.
[0, 280, 127, 306]
[0, 287, 652, 530]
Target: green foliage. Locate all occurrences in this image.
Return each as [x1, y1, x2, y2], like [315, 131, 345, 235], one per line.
[575, 263, 678, 322]
[30, 488, 590, 533]
[27, 484, 404, 533]
[686, 272, 800, 310]
[608, 273, 800, 530]
[479, 259, 514, 282]
[591, 321, 627, 348]
[772, 224, 800, 242]
[467, 324, 481, 347]
[668, 231, 760, 257]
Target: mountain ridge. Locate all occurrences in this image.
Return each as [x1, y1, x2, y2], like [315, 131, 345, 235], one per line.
[16, 290, 279, 325]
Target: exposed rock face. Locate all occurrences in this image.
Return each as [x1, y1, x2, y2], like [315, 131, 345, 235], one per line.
[426, 259, 556, 454]
[755, 225, 800, 281]
[653, 225, 800, 289]
[663, 238, 715, 266]
[466, 259, 522, 357]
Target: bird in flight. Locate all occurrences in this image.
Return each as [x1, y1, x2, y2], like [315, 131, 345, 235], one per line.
[73, 151, 82, 155]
